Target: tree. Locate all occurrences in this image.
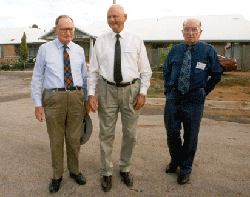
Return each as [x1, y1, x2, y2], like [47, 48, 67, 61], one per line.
[20, 32, 28, 63]
[32, 24, 38, 28]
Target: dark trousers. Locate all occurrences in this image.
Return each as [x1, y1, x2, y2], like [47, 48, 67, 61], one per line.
[164, 88, 206, 175]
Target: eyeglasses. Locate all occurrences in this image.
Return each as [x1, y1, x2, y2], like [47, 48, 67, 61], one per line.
[58, 28, 75, 33]
[183, 27, 200, 33]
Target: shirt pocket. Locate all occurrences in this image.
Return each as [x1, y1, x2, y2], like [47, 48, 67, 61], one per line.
[194, 62, 209, 84]
[195, 61, 208, 74]
[123, 46, 137, 62]
[45, 52, 62, 72]
[72, 61, 82, 75]
[98, 47, 111, 63]
[44, 60, 60, 73]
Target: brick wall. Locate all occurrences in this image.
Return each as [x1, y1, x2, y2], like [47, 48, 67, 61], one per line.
[0, 45, 19, 63]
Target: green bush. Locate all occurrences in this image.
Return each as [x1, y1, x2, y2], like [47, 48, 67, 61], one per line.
[160, 44, 173, 65]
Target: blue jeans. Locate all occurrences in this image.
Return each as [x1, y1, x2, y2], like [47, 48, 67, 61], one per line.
[164, 88, 206, 175]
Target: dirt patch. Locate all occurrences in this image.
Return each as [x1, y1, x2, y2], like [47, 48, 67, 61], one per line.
[206, 71, 250, 102]
[206, 86, 250, 102]
[0, 71, 32, 102]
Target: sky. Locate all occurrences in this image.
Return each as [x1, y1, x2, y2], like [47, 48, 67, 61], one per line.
[0, 0, 248, 32]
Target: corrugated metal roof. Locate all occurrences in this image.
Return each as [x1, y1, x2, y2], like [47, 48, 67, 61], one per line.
[81, 14, 250, 42]
[0, 27, 46, 44]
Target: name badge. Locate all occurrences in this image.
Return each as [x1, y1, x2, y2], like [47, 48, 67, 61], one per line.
[196, 62, 206, 70]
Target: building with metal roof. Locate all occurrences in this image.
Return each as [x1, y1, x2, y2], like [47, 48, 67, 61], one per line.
[79, 14, 250, 70]
[0, 27, 46, 63]
[1, 14, 250, 70]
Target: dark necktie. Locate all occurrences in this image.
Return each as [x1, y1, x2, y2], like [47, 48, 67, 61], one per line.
[178, 46, 192, 94]
[63, 45, 73, 89]
[114, 34, 123, 84]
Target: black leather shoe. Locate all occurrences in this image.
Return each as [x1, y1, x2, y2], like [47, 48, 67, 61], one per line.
[177, 173, 190, 185]
[49, 177, 62, 194]
[120, 171, 133, 187]
[166, 162, 178, 173]
[101, 175, 112, 192]
[70, 172, 86, 185]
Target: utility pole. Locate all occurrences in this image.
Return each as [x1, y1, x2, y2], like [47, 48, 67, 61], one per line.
[113, 0, 116, 4]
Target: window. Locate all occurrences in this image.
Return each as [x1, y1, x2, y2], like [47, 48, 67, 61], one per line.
[0, 45, 3, 58]
[28, 44, 40, 59]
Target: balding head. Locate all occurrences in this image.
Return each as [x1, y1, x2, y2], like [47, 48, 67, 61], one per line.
[183, 19, 201, 29]
[107, 4, 127, 33]
[182, 18, 202, 46]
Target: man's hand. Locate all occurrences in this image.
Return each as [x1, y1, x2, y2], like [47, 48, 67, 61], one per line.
[133, 94, 146, 110]
[88, 95, 98, 113]
[35, 106, 45, 122]
[84, 101, 91, 115]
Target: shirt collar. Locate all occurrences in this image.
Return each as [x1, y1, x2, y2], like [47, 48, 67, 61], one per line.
[111, 29, 126, 39]
[184, 40, 200, 51]
[55, 38, 72, 49]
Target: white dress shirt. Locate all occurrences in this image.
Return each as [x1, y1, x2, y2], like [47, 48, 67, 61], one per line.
[31, 38, 88, 107]
[88, 29, 152, 96]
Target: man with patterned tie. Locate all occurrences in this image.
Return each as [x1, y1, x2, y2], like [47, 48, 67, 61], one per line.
[31, 15, 89, 194]
[163, 19, 223, 185]
[88, 4, 152, 192]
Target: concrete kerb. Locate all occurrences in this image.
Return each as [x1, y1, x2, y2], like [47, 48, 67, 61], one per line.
[146, 98, 250, 110]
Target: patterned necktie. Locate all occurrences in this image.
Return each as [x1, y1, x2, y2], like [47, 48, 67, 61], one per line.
[178, 46, 192, 94]
[63, 45, 73, 89]
[114, 34, 123, 84]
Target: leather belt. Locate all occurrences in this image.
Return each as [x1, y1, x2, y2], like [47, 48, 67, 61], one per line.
[49, 87, 82, 91]
[102, 77, 138, 87]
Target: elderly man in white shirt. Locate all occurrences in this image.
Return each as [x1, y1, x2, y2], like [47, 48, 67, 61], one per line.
[88, 4, 152, 192]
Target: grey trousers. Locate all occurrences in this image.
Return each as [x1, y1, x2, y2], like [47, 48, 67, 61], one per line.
[42, 88, 85, 179]
[98, 78, 141, 176]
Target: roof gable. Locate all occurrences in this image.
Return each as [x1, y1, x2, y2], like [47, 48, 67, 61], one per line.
[40, 27, 96, 40]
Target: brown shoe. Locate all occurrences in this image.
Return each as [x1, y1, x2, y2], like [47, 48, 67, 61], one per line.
[177, 173, 190, 185]
[166, 162, 178, 173]
[101, 175, 112, 192]
[120, 171, 133, 187]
